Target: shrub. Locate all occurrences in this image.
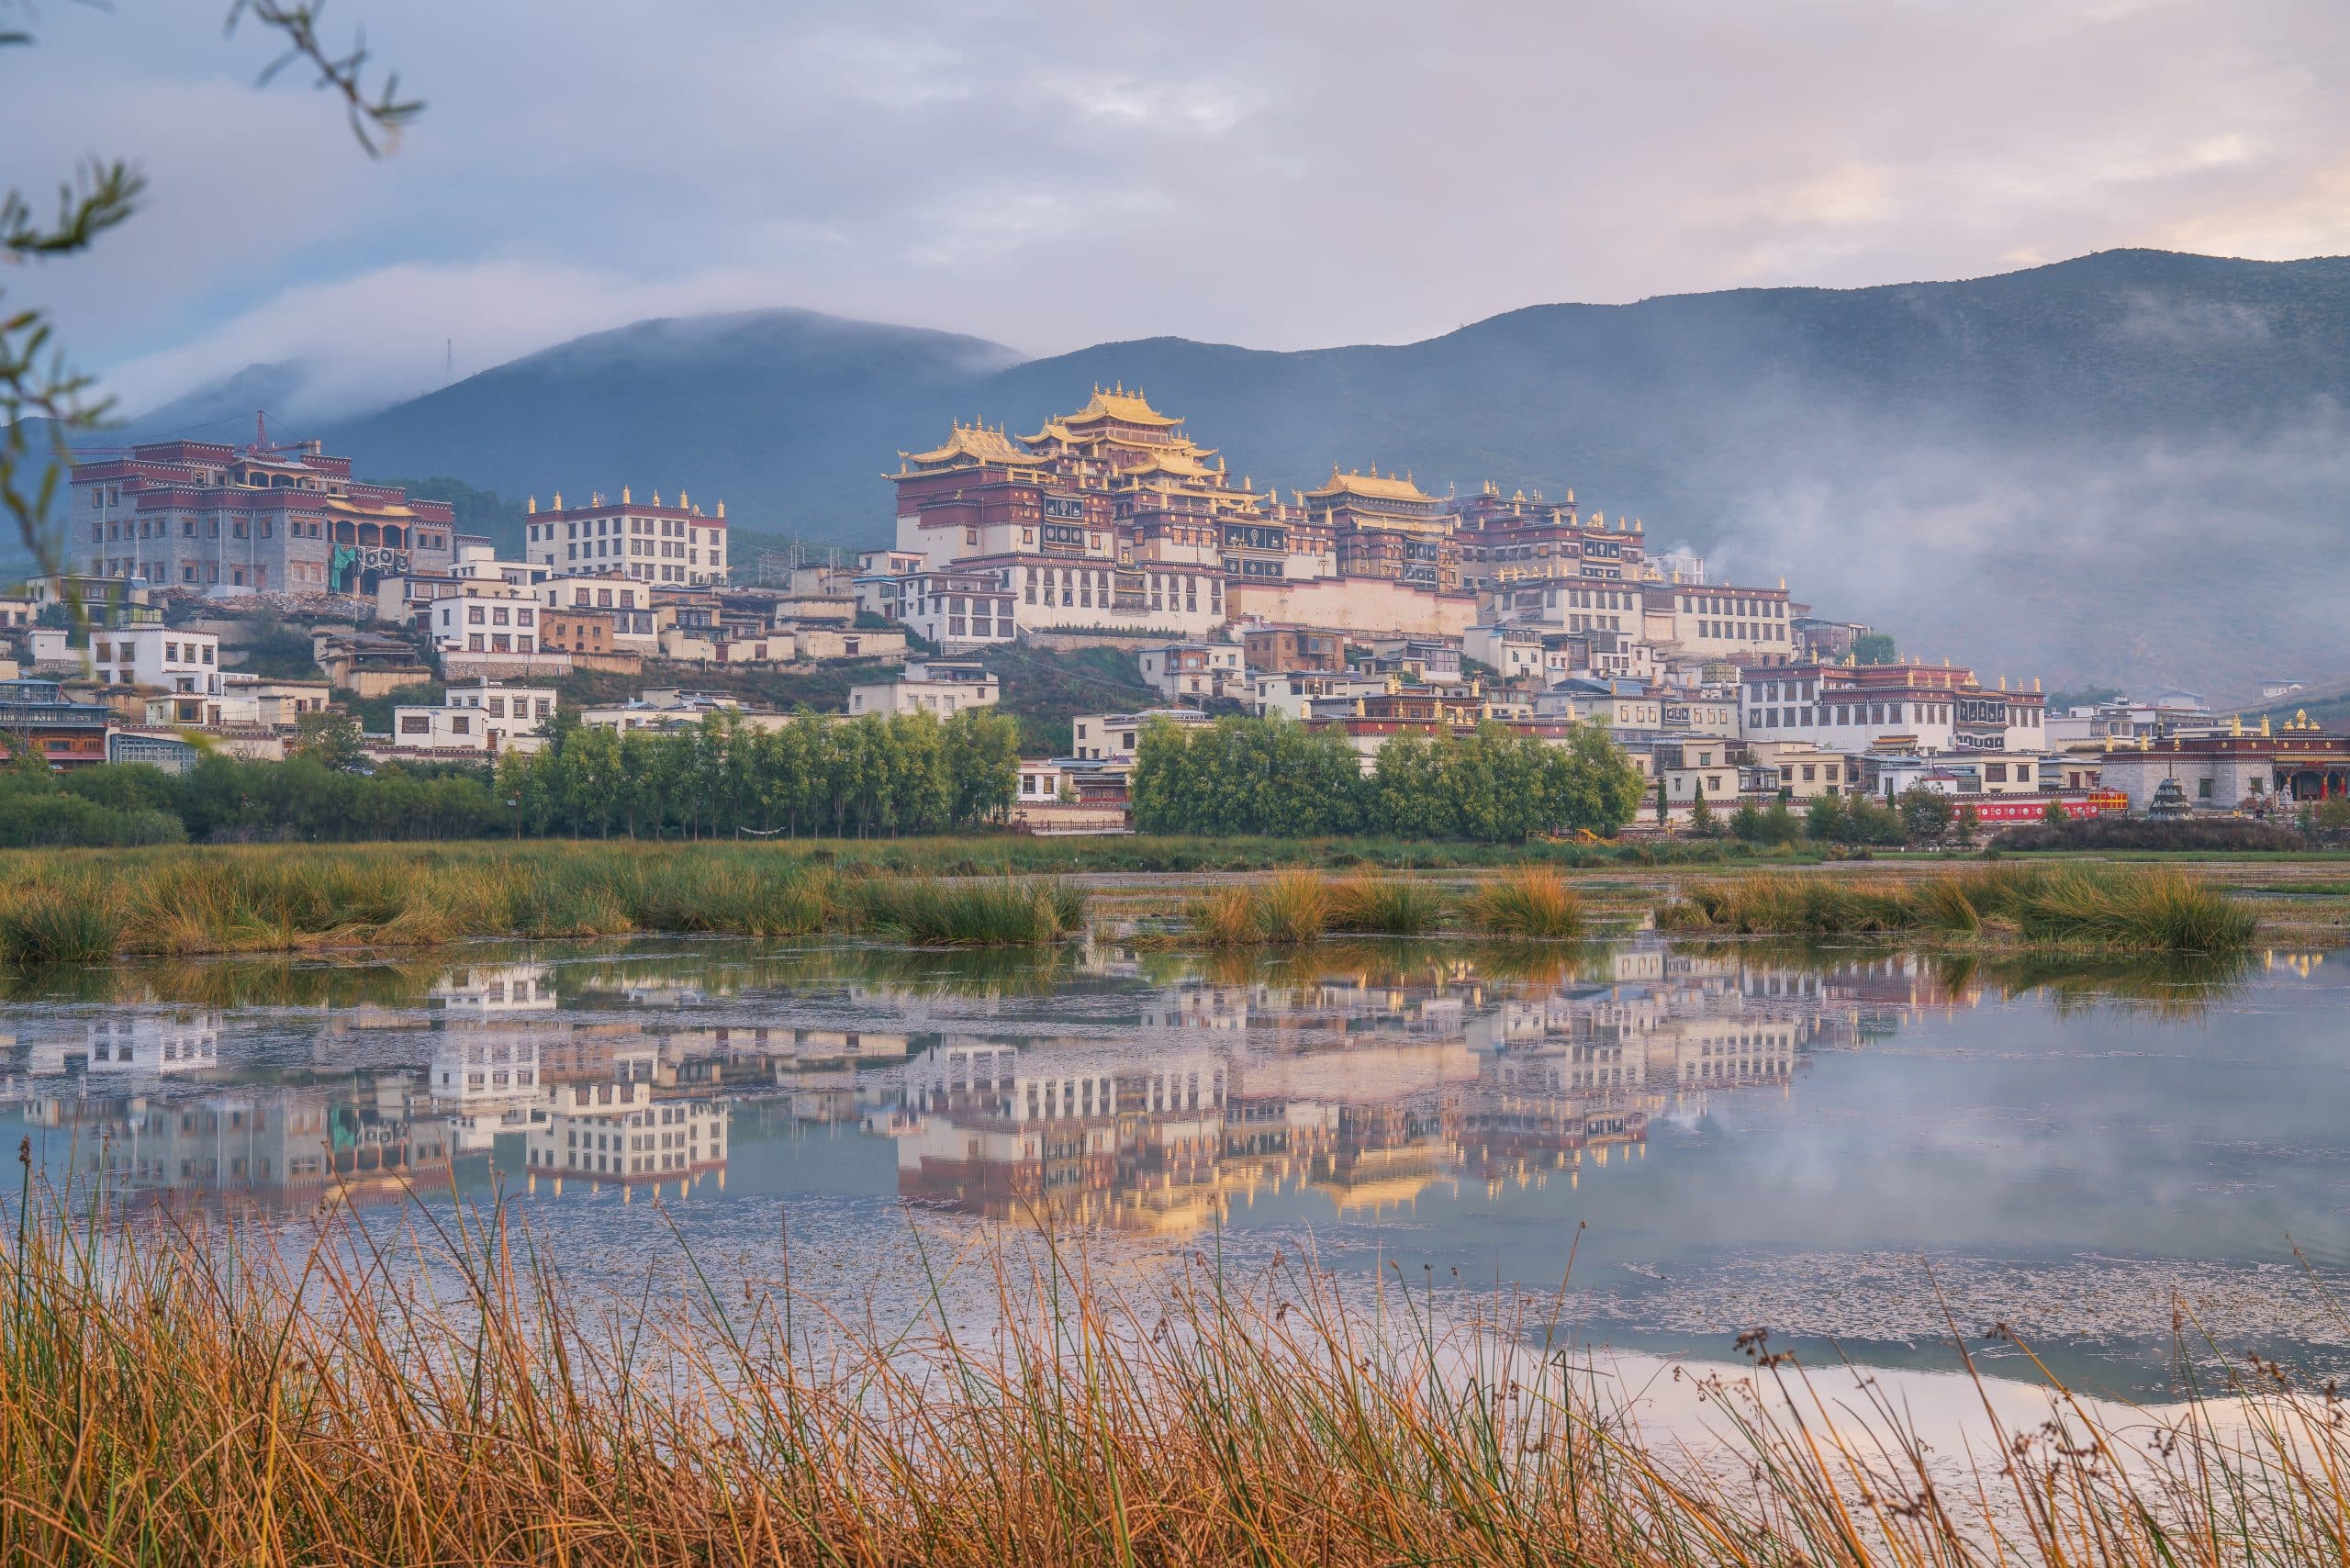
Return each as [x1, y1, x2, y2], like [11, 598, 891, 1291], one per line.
[1990, 817, 2307, 853]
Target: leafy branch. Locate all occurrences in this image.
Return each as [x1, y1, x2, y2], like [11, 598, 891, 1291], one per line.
[226, 0, 424, 158]
[0, 2, 420, 597]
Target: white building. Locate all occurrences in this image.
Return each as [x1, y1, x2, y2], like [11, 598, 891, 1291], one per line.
[1532, 678, 1662, 732]
[1462, 623, 1548, 682]
[1649, 582, 1799, 665]
[449, 540, 544, 589]
[1070, 707, 1214, 763]
[1136, 641, 1248, 703]
[535, 574, 661, 653]
[393, 682, 558, 754]
[846, 659, 1001, 717]
[1739, 666, 2049, 756]
[868, 567, 1020, 648]
[87, 624, 218, 698]
[428, 584, 541, 655]
[1250, 670, 1386, 722]
[524, 487, 730, 586]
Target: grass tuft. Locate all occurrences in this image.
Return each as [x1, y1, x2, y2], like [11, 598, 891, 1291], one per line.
[1461, 867, 1584, 938]
[1658, 865, 2256, 953]
[1326, 875, 1446, 936]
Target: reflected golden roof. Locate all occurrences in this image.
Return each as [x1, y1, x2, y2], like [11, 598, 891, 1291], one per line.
[1304, 467, 1436, 504]
[1314, 1170, 1441, 1215]
[901, 422, 1044, 468]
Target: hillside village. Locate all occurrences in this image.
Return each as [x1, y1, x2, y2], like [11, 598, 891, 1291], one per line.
[6, 389, 2345, 837]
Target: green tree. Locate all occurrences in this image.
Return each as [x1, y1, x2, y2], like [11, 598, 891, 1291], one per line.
[1898, 785, 1953, 846]
[1852, 633, 1897, 666]
[287, 710, 365, 771]
[944, 708, 1020, 826]
[1686, 783, 1715, 836]
[2042, 799, 2067, 825]
[1762, 797, 1801, 845]
[1805, 793, 1843, 842]
[1728, 801, 1764, 843]
[1955, 802, 1982, 846]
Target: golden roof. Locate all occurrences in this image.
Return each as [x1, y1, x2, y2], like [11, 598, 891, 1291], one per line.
[1059, 383, 1181, 429]
[900, 421, 1043, 468]
[325, 498, 421, 521]
[1124, 449, 1215, 480]
[1304, 466, 1437, 504]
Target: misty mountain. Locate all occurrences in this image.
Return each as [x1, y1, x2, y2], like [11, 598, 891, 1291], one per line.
[116, 361, 330, 446]
[300, 252, 2350, 691]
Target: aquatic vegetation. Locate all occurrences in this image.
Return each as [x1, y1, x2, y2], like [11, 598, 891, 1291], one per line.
[849, 875, 1085, 946]
[4, 1191, 2350, 1565]
[1185, 883, 1266, 947]
[1255, 870, 1331, 944]
[0, 879, 123, 966]
[1657, 865, 2257, 953]
[0, 845, 1084, 957]
[1324, 874, 1446, 935]
[1459, 866, 1584, 938]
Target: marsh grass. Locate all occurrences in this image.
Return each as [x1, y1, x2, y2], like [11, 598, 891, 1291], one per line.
[850, 876, 1085, 946]
[0, 845, 1089, 958]
[1186, 883, 1265, 946]
[1460, 866, 1584, 938]
[1658, 865, 2257, 953]
[1188, 872, 1446, 944]
[1187, 869, 1595, 945]
[6, 1178, 2350, 1566]
[1324, 873, 1445, 935]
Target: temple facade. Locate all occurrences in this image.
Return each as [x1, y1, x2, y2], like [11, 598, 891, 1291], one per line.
[70, 429, 456, 597]
[873, 386, 1803, 653]
[2093, 712, 2350, 813]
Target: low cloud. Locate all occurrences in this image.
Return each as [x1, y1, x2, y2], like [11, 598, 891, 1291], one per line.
[7, 0, 2343, 419]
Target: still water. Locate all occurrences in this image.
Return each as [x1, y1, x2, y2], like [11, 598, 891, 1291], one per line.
[3, 936, 2343, 1394]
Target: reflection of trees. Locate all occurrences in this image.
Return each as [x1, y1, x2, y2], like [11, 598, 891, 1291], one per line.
[4, 955, 475, 1011]
[1662, 938, 2253, 1023]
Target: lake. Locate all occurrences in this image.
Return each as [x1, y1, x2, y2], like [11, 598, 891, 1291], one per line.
[4, 934, 2342, 1397]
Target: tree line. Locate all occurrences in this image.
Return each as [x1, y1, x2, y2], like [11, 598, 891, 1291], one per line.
[0, 708, 1021, 846]
[494, 708, 1019, 839]
[1129, 716, 1649, 842]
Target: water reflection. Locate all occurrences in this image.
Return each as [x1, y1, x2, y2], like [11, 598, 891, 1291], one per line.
[2, 937, 2300, 1226]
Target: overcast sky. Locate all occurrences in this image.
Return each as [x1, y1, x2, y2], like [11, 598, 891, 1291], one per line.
[12, 0, 2350, 417]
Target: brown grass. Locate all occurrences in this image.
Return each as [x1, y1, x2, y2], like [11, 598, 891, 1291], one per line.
[3, 1178, 2348, 1565]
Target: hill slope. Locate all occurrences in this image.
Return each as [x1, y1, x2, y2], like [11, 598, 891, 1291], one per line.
[310, 252, 2350, 690]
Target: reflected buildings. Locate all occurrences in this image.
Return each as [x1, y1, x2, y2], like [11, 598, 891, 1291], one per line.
[0, 938, 2156, 1226]
[863, 942, 1977, 1233]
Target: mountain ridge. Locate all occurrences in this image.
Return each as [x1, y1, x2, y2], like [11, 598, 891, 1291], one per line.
[127, 249, 2350, 689]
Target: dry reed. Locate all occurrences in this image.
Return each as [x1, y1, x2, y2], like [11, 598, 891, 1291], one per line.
[2, 1178, 2346, 1566]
